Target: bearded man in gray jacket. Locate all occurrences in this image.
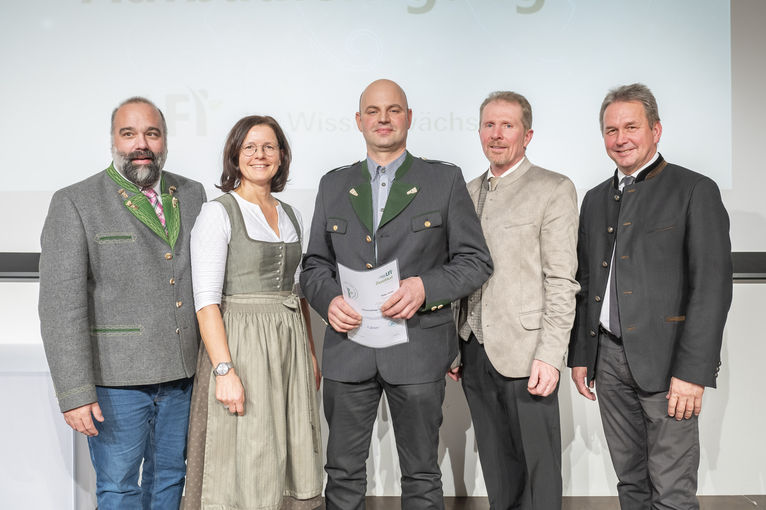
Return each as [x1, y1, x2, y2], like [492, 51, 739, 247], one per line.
[39, 97, 205, 509]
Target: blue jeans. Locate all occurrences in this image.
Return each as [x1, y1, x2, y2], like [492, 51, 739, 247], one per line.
[88, 377, 192, 510]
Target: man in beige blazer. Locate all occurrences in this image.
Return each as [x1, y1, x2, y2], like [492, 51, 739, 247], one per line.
[453, 91, 579, 509]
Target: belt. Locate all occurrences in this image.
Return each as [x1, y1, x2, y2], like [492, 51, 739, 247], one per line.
[599, 325, 622, 343]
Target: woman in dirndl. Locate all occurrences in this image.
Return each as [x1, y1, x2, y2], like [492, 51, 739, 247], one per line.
[183, 115, 322, 510]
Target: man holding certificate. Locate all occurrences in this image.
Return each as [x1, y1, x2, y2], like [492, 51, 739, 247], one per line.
[301, 78, 493, 510]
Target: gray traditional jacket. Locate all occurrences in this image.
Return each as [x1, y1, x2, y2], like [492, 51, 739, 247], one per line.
[301, 152, 493, 384]
[39, 165, 206, 412]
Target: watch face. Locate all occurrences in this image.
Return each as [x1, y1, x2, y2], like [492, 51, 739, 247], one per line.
[214, 362, 231, 376]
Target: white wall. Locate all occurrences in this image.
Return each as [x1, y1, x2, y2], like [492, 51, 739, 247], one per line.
[2, 280, 764, 507]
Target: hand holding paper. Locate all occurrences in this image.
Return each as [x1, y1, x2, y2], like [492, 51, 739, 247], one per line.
[380, 276, 425, 319]
[337, 260, 409, 348]
[327, 295, 362, 333]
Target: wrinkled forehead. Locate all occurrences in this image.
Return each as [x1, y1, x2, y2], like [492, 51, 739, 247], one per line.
[604, 100, 649, 124]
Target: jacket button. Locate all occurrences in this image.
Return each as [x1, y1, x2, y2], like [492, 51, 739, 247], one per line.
[169, 278, 175, 285]
[589, 330, 596, 337]
[365, 235, 372, 243]
[595, 296, 601, 302]
[424, 220, 432, 228]
[165, 252, 173, 260]
[176, 301, 183, 308]
[365, 263, 373, 269]
[602, 261, 608, 268]
[175, 328, 180, 334]
[607, 226, 614, 233]
[614, 194, 621, 201]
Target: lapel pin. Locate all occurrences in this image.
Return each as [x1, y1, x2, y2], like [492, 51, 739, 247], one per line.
[169, 186, 177, 195]
[172, 197, 178, 208]
[406, 187, 418, 195]
[349, 188, 358, 197]
[118, 189, 129, 199]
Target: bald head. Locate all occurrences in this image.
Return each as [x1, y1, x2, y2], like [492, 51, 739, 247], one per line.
[359, 79, 409, 113]
[355, 79, 412, 165]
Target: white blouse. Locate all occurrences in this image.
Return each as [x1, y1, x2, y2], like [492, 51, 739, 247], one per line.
[190, 192, 304, 312]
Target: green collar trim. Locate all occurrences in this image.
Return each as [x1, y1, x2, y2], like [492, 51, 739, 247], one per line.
[379, 152, 416, 229]
[105, 164, 180, 249]
[395, 151, 413, 179]
[350, 152, 417, 232]
[348, 166, 373, 235]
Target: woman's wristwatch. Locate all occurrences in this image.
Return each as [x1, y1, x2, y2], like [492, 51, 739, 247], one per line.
[213, 361, 234, 376]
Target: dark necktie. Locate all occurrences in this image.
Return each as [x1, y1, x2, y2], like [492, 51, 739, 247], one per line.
[608, 175, 635, 337]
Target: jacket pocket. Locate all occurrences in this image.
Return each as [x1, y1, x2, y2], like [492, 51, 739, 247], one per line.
[519, 310, 543, 331]
[647, 218, 677, 233]
[420, 308, 452, 329]
[90, 325, 143, 336]
[326, 218, 347, 234]
[502, 219, 535, 229]
[411, 211, 443, 232]
[94, 232, 136, 244]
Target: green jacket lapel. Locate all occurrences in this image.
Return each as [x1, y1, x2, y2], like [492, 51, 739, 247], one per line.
[106, 165, 173, 248]
[348, 162, 373, 235]
[160, 176, 180, 250]
[379, 152, 416, 229]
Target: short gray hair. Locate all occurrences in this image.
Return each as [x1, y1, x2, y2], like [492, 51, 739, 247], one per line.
[479, 91, 533, 132]
[110, 96, 167, 139]
[599, 83, 660, 132]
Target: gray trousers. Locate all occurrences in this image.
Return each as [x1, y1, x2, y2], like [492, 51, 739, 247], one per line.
[323, 376, 446, 510]
[461, 335, 562, 510]
[596, 333, 700, 510]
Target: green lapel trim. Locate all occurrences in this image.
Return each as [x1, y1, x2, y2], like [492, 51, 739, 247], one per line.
[379, 152, 416, 229]
[105, 165, 176, 248]
[106, 164, 140, 193]
[349, 162, 373, 234]
[160, 177, 180, 250]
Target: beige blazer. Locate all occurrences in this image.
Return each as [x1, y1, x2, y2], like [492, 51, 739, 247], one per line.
[462, 157, 579, 377]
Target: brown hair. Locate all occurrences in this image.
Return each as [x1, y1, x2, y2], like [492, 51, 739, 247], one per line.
[479, 91, 533, 132]
[599, 83, 660, 132]
[218, 115, 292, 192]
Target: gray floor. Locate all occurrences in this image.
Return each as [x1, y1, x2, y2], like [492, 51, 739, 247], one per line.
[362, 495, 766, 509]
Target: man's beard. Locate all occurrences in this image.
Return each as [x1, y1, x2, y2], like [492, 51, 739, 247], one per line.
[112, 147, 166, 188]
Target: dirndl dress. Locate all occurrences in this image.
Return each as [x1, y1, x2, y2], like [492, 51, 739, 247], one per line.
[183, 193, 322, 510]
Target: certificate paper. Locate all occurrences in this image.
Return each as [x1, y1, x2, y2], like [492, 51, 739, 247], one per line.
[337, 260, 409, 348]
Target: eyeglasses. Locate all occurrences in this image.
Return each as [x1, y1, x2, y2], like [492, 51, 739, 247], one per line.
[241, 143, 279, 157]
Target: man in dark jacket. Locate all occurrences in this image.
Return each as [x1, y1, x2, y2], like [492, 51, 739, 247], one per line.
[568, 83, 732, 510]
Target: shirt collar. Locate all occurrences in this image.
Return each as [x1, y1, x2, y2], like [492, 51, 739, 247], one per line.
[617, 151, 659, 182]
[486, 156, 526, 182]
[367, 151, 407, 181]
